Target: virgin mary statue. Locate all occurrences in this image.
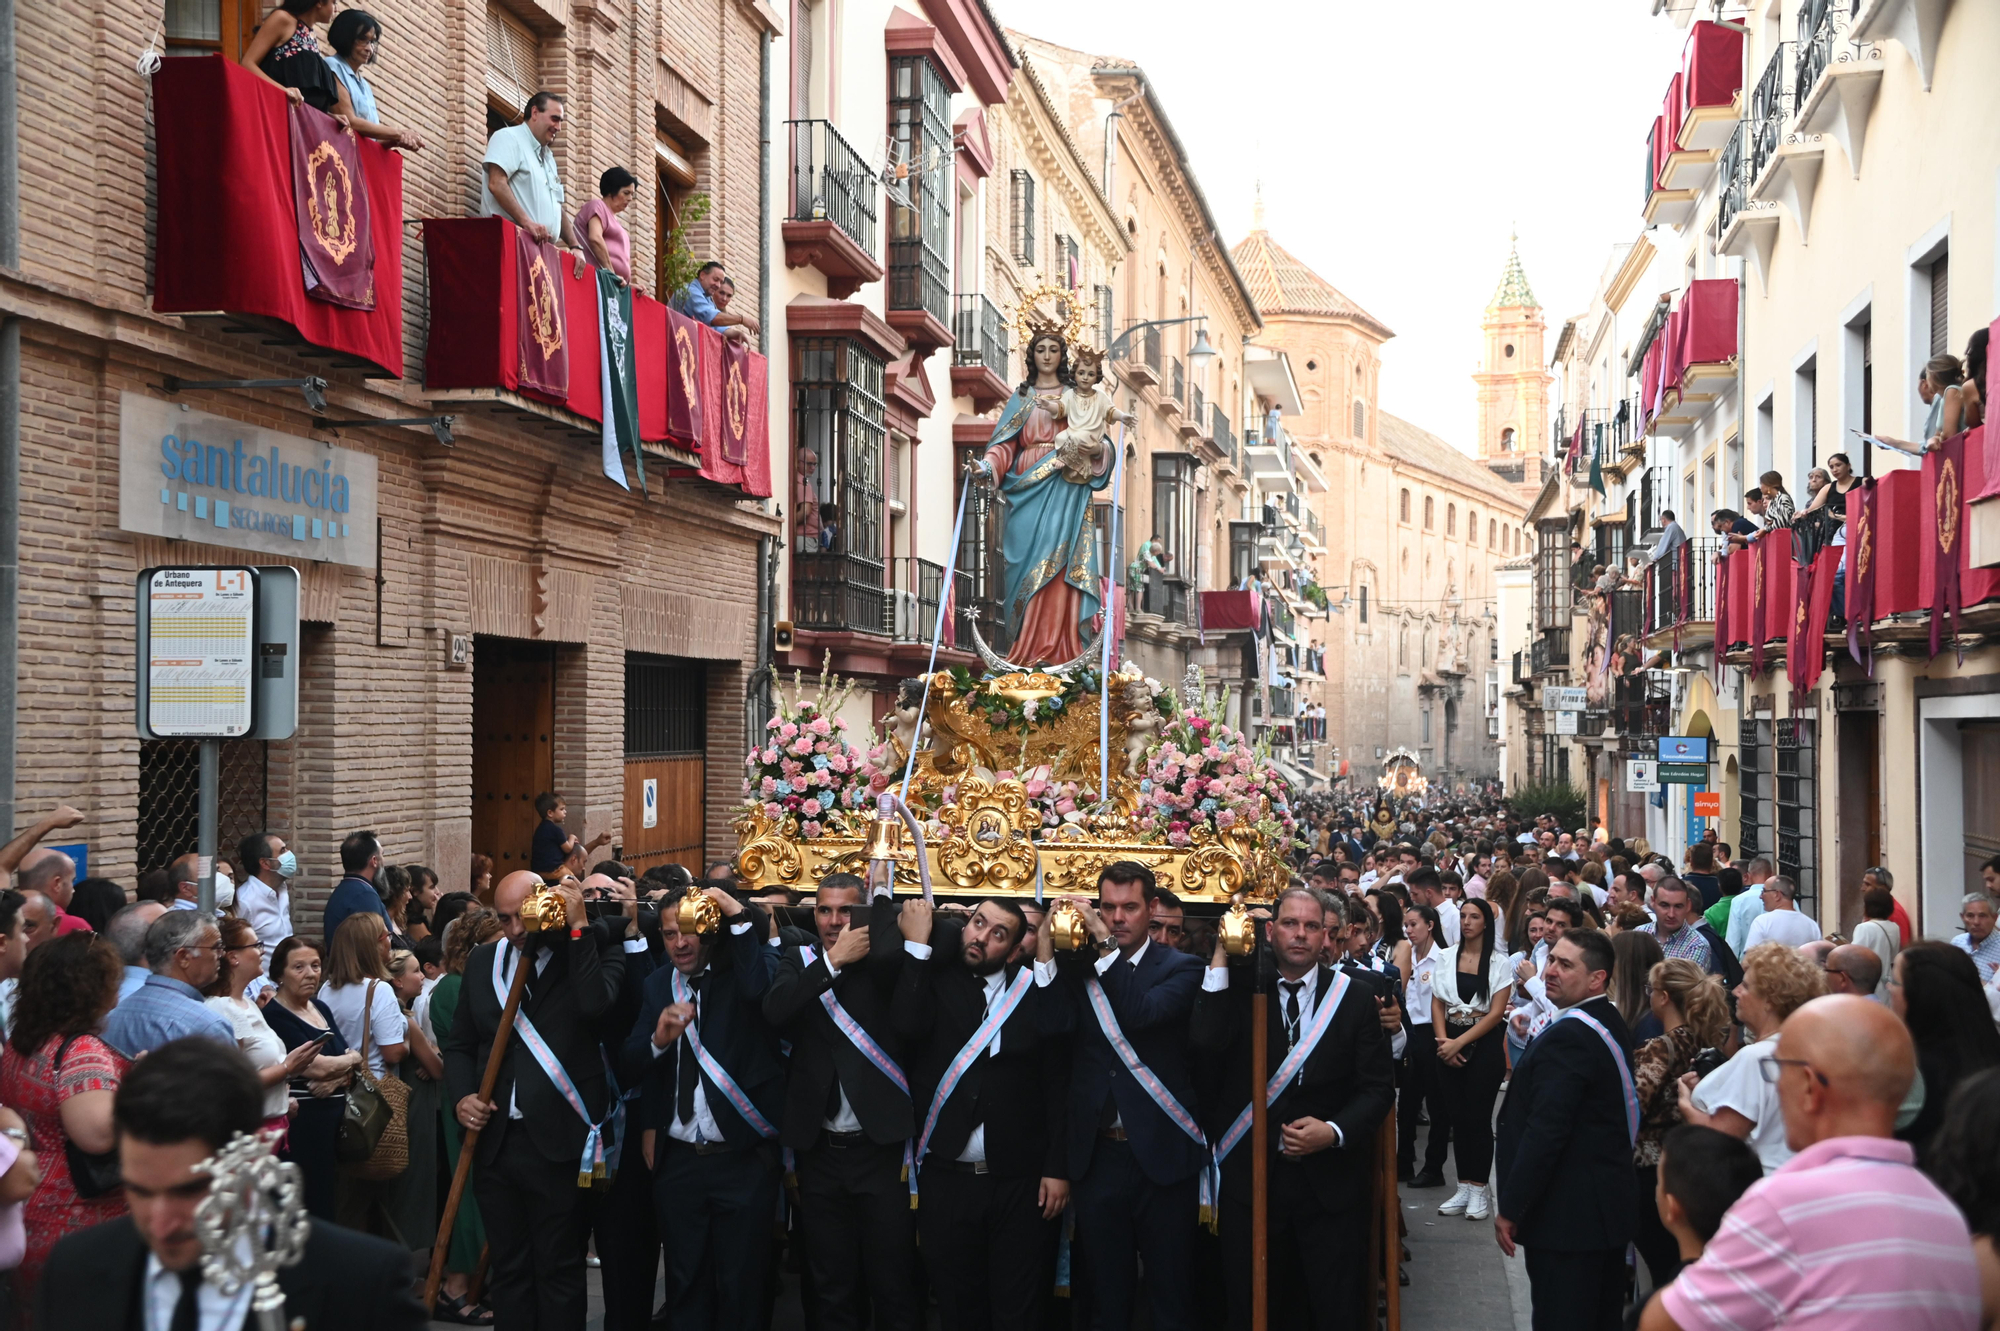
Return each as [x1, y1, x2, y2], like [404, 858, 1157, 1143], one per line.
[975, 330, 1113, 667]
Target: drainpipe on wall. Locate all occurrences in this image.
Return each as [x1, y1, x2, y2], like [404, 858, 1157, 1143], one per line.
[0, 0, 19, 842]
[1099, 76, 1144, 204]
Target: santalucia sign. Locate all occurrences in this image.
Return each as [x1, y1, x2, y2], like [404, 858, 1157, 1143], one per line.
[119, 391, 378, 570]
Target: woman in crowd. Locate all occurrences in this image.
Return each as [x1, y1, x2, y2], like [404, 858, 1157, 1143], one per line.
[1367, 889, 1410, 979]
[1924, 1067, 2000, 1331]
[320, 911, 408, 1237]
[0, 933, 124, 1306]
[386, 947, 444, 1268]
[1678, 941, 1824, 1173]
[1398, 903, 1448, 1187]
[1631, 958, 1732, 1290]
[470, 853, 495, 906]
[1892, 941, 2000, 1153]
[203, 917, 323, 1140]
[1484, 870, 1524, 954]
[1852, 886, 1901, 995]
[1611, 929, 1666, 1043]
[240, 0, 393, 143]
[428, 909, 502, 1326]
[403, 865, 441, 943]
[1930, 328, 1988, 448]
[321, 8, 424, 150]
[576, 166, 640, 288]
[262, 936, 362, 1221]
[380, 865, 416, 953]
[1429, 896, 1514, 1221]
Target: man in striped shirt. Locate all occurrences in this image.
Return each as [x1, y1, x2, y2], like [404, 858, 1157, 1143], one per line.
[1639, 994, 1981, 1331]
[1638, 880, 1714, 972]
[1950, 892, 2000, 984]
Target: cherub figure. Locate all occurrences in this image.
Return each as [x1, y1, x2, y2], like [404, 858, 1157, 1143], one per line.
[1051, 348, 1133, 484]
[1120, 676, 1161, 779]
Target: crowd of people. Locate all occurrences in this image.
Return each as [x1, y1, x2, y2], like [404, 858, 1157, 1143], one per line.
[0, 783, 1992, 1331]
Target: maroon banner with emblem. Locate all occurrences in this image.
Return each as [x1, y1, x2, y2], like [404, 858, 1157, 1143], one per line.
[514, 230, 569, 397]
[1926, 430, 1967, 661]
[1845, 478, 1876, 672]
[665, 307, 705, 448]
[697, 324, 744, 488]
[1750, 537, 1768, 678]
[741, 350, 772, 498]
[288, 103, 375, 309]
[1711, 549, 1729, 687]
[719, 337, 752, 468]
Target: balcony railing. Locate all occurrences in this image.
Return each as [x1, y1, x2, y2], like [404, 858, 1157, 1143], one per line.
[1613, 670, 1673, 739]
[1302, 506, 1324, 547]
[1718, 119, 1751, 236]
[952, 293, 1008, 380]
[1646, 538, 1723, 634]
[1192, 384, 1206, 433]
[784, 119, 878, 260]
[886, 556, 947, 643]
[1127, 575, 1193, 626]
[792, 550, 887, 636]
[1212, 405, 1236, 468]
[1142, 325, 1162, 375]
[1170, 358, 1185, 408]
[1530, 627, 1571, 675]
[1794, 0, 1846, 111]
[1748, 41, 1794, 184]
[888, 240, 949, 328]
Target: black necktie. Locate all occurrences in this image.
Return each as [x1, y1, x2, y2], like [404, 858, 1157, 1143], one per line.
[1281, 980, 1304, 1048]
[676, 976, 702, 1125]
[170, 1267, 202, 1331]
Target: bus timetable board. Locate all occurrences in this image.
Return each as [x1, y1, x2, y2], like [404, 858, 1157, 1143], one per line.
[140, 567, 256, 738]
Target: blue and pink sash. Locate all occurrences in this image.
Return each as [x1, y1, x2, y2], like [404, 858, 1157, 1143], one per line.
[1084, 974, 1212, 1218]
[799, 944, 910, 1094]
[1210, 972, 1350, 1169]
[914, 966, 1034, 1171]
[672, 967, 779, 1139]
[1556, 1006, 1640, 1145]
[494, 943, 617, 1186]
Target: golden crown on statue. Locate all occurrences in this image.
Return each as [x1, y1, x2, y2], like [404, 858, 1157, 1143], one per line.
[1008, 278, 1094, 352]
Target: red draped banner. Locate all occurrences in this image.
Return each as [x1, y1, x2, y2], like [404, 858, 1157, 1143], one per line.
[1927, 431, 1967, 661]
[696, 325, 741, 488]
[288, 103, 375, 309]
[741, 351, 772, 499]
[666, 309, 706, 450]
[719, 337, 752, 469]
[514, 230, 570, 397]
[1751, 538, 1769, 678]
[1845, 478, 1876, 672]
[1711, 549, 1729, 687]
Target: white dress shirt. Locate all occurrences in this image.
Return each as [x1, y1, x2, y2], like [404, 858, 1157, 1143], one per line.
[956, 968, 1013, 1163]
[235, 873, 293, 966]
[145, 1253, 253, 1331]
[656, 921, 753, 1142]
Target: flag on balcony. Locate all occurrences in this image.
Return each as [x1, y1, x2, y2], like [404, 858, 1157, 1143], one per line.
[1712, 549, 1729, 687]
[665, 307, 705, 449]
[1927, 429, 1968, 663]
[288, 103, 375, 309]
[1846, 478, 1875, 673]
[718, 338, 752, 469]
[515, 230, 569, 396]
[596, 269, 646, 494]
[696, 323, 744, 489]
[1750, 538, 1768, 678]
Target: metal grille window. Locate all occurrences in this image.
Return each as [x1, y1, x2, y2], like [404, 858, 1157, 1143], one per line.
[793, 338, 888, 633]
[1739, 715, 1772, 858]
[1776, 717, 1817, 914]
[1095, 285, 1114, 355]
[625, 655, 707, 756]
[955, 444, 1005, 651]
[1009, 169, 1036, 266]
[887, 56, 951, 328]
[137, 739, 268, 876]
[1152, 454, 1197, 581]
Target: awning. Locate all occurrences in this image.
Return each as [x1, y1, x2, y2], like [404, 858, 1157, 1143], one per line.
[1271, 757, 1310, 790]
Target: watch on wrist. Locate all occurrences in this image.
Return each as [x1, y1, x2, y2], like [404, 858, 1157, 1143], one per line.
[1096, 936, 1118, 956]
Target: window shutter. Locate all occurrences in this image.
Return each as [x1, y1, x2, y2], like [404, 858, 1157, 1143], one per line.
[1096, 284, 1114, 353]
[1929, 253, 1949, 357]
[1351, 398, 1365, 439]
[1010, 170, 1036, 266]
[485, 5, 539, 118]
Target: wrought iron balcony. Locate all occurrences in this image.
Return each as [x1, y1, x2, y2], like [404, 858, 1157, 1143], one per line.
[886, 556, 948, 643]
[1211, 405, 1237, 470]
[1192, 384, 1206, 434]
[1794, 0, 1843, 110]
[887, 239, 950, 347]
[1748, 41, 1794, 184]
[950, 293, 1010, 411]
[1143, 325, 1162, 375]
[1170, 358, 1185, 408]
[782, 119, 880, 297]
[1613, 670, 1673, 739]
[1530, 627, 1571, 675]
[1718, 119, 1751, 236]
[792, 549, 888, 637]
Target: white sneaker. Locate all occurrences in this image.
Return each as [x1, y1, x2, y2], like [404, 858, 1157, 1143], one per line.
[1466, 1184, 1491, 1221]
[1438, 1182, 1473, 1216]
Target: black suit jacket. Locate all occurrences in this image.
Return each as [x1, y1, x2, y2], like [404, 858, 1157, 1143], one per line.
[443, 928, 627, 1167]
[622, 913, 785, 1149]
[38, 1214, 427, 1330]
[1046, 941, 1205, 1186]
[892, 914, 1068, 1181]
[763, 897, 913, 1148]
[1190, 958, 1394, 1212]
[1494, 994, 1639, 1250]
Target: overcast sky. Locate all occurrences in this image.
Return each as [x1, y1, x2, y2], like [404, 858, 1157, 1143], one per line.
[996, 0, 1690, 450]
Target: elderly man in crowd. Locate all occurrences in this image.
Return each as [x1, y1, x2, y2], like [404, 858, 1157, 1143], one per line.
[1744, 877, 1821, 951]
[1640, 995, 1981, 1330]
[481, 91, 579, 250]
[1950, 892, 2000, 984]
[1820, 944, 1883, 1001]
[101, 910, 236, 1059]
[16, 848, 89, 935]
[107, 901, 169, 1003]
[672, 261, 757, 343]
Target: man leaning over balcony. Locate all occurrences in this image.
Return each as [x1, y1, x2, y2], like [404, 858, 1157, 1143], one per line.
[672, 262, 756, 344]
[481, 91, 579, 250]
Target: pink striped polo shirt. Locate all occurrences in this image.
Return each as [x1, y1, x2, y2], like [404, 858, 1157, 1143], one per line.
[1661, 1135, 1980, 1331]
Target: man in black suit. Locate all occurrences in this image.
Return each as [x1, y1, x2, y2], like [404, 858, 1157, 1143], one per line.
[1192, 888, 1396, 1331]
[624, 883, 784, 1331]
[1494, 927, 1638, 1331]
[444, 870, 629, 1331]
[895, 897, 1068, 1331]
[1041, 861, 1206, 1331]
[38, 1037, 427, 1329]
[764, 873, 918, 1331]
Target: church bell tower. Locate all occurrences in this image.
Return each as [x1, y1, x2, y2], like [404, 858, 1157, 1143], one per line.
[1474, 234, 1549, 490]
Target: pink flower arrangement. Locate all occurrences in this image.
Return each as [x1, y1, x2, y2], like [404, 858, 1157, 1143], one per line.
[741, 668, 869, 838]
[1134, 708, 1298, 851]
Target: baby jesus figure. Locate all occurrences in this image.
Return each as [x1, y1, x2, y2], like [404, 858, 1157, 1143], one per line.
[1051, 349, 1132, 483]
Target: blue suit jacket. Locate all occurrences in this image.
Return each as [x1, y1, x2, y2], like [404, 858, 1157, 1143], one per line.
[322, 875, 386, 945]
[1048, 942, 1206, 1185]
[621, 917, 785, 1151]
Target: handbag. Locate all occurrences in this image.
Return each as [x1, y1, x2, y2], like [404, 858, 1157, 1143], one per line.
[54, 1035, 122, 1198]
[337, 979, 410, 1179]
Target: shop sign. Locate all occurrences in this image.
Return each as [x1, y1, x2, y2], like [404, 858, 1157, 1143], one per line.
[1692, 791, 1722, 817]
[119, 391, 378, 569]
[643, 778, 659, 829]
[1627, 760, 1659, 792]
[1659, 762, 1708, 785]
[1543, 687, 1586, 712]
[1554, 710, 1578, 735]
[139, 567, 255, 738]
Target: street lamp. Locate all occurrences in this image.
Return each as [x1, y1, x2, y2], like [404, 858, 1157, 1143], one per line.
[1188, 328, 1218, 362]
[1105, 315, 1215, 364]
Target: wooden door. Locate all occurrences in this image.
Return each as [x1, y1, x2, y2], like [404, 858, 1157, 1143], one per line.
[622, 756, 706, 872]
[1964, 721, 2000, 892]
[621, 655, 707, 872]
[1836, 711, 1881, 932]
[472, 640, 555, 873]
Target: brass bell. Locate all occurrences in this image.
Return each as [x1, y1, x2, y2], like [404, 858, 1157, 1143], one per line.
[677, 890, 723, 937]
[1046, 900, 1089, 952]
[863, 810, 915, 865]
[1219, 903, 1256, 958]
[518, 887, 569, 935]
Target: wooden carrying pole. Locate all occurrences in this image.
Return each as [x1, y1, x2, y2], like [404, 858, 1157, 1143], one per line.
[1250, 988, 1269, 1331]
[423, 950, 534, 1313]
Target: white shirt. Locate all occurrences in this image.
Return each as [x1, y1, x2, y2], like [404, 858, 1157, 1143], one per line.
[1726, 888, 1766, 956]
[235, 874, 293, 966]
[1406, 946, 1439, 1026]
[955, 969, 1013, 1163]
[1744, 906, 1821, 952]
[1433, 902, 1461, 948]
[145, 1253, 254, 1331]
[205, 995, 292, 1118]
[658, 922, 755, 1143]
[1690, 1034, 1792, 1173]
[320, 979, 405, 1079]
[481, 123, 566, 237]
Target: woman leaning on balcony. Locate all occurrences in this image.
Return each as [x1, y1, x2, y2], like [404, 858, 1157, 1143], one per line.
[323, 9, 425, 151]
[240, 0, 422, 151]
[574, 166, 638, 288]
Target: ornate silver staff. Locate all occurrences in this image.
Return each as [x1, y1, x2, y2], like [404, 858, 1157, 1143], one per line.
[193, 1128, 311, 1331]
